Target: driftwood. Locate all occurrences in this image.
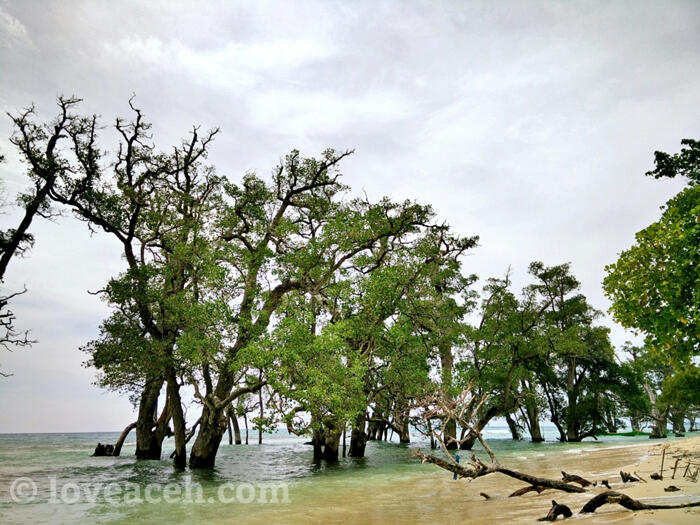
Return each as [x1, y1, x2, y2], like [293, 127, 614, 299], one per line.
[414, 451, 586, 493]
[580, 490, 700, 513]
[599, 480, 611, 489]
[620, 471, 639, 483]
[561, 471, 593, 487]
[414, 387, 586, 498]
[650, 472, 663, 480]
[480, 492, 491, 500]
[509, 485, 546, 497]
[664, 485, 681, 492]
[537, 500, 572, 521]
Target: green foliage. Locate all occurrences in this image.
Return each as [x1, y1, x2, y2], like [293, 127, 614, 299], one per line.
[646, 138, 700, 185]
[661, 365, 700, 407]
[605, 139, 700, 360]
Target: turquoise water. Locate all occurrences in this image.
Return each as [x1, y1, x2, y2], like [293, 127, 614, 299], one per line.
[0, 427, 691, 524]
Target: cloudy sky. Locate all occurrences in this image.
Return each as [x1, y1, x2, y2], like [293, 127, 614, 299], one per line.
[0, 0, 698, 432]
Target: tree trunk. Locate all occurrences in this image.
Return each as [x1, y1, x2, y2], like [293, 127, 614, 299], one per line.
[461, 405, 500, 450]
[542, 382, 567, 441]
[565, 358, 579, 441]
[258, 386, 263, 445]
[244, 412, 249, 444]
[189, 404, 226, 468]
[349, 412, 368, 458]
[644, 383, 668, 439]
[630, 417, 641, 432]
[395, 398, 411, 444]
[227, 413, 233, 445]
[135, 378, 166, 460]
[671, 411, 686, 434]
[230, 409, 242, 444]
[440, 343, 457, 449]
[523, 396, 544, 442]
[323, 423, 342, 462]
[505, 412, 522, 441]
[398, 420, 411, 443]
[312, 427, 325, 461]
[189, 367, 238, 468]
[166, 370, 187, 469]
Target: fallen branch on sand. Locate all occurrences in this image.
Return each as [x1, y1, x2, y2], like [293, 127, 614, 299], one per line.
[413, 388, 585, 494]
[414, 449, 586, 493]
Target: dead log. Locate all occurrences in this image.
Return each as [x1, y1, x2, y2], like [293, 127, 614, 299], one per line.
[497, 467, 586, 493]
[620, 471, 639, 483]
[480, 492, 491, 500]
[580, 490, 700, 513]
[537, 500, 573, 521]
[414, 450, 586, 493]
[561, 471, 593, 487]
[509, 485, 546, 497]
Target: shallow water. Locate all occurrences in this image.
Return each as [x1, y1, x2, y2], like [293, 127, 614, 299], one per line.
[0, 428, 692, 524]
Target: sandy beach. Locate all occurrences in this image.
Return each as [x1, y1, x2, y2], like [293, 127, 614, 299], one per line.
[574, 436, 700, 524]
[453, 436, 700, 525]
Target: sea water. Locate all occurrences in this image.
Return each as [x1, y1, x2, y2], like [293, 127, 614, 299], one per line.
[0, 426, 688, 524]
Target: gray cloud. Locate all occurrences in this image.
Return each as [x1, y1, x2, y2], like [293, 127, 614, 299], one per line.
[0, 0, 698, 431]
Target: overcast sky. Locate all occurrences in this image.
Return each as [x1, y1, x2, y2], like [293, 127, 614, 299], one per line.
[0, 0, 698, 433]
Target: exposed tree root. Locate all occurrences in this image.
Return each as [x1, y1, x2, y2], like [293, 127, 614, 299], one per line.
[113, 421, 137, 457]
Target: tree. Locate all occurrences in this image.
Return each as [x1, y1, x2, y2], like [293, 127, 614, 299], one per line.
[604, 139, 700, 361]
[8, 96, 222, 466]
[1, 97, 84, 375]
[186, 153, 437, 468]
